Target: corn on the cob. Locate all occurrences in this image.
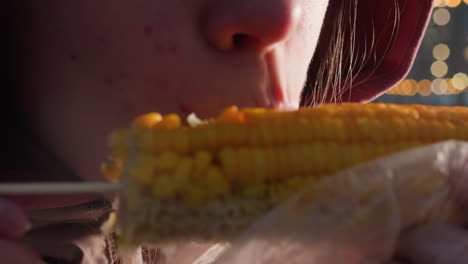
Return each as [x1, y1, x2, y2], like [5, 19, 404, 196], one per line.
[101, 103, 468, 245]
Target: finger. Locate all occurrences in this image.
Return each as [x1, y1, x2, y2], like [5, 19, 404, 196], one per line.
[1, 194, 110, 210]
[395, 224, 468, 264]
[0, 240, 45, 264]
[0, 199, 31, 239]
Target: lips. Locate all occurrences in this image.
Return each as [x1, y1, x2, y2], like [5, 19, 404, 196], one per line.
[259, 51, 297, 110]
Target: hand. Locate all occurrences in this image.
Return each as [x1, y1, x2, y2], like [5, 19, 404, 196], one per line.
[0, 198, 44, 264]
[392, 160, 468, 264]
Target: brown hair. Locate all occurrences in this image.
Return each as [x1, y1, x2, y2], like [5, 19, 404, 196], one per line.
[302, 0, 401, 106]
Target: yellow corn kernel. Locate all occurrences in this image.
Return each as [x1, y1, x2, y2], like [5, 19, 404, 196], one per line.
[172, 130, 190, 153]
[132, 112, 163, 131]
[237, 147, 252, 182]
[219, 147, 237, 180]
[204, 165, 230, 196]
[108, 103, 468, 245]
[135, 130, 156, 153]
[123, 103, 467, 155]
[172, 158, 193, 184]
[253, 148, 267, 182]
[443, 121, 457, 139]
[155, 114, 181, 130]
[206, 128, 219, 150]
[219, 105, 242, 123]
[232, 125, 248, 145]
[243, 108, 267, 124]
[277, 147, 289, 177]
[155, 152, 180, 170]
[191, 127, 206, 150]
[300, 145, 314, 175]
[100, 162, 122, 181]
[152, 131, 171, 152]
[129, 155, 158, 184]
[193, 150, 213, 176]
[265, 147, 278, 179]
[151, 174, 176, 198]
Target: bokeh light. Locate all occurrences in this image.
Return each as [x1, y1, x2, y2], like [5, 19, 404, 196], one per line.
[446, 78, 460, 94]
[401, 79, 418, 96]
[432, 78, 448, 95]
[435, 0, 449, 6]
[433, 8, 451, 25]
[452, 73, 468, 90]
[434, 0, 444, 6]
[431, 61, 448, 77]
[432, 44, 450, 60]
[381, 2, 467, 101]
[445, 0, 462, 7]
[392, 83, 402, 95]
[417, 80, 432, 96]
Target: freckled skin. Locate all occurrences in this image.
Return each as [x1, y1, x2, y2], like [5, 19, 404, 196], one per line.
[13, 0, 329, 182]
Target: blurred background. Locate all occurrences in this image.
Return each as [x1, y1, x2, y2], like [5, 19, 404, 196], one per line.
[373, 0, 468, 106]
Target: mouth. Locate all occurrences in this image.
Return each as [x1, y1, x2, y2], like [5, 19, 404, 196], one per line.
[258, 51, 297, 110]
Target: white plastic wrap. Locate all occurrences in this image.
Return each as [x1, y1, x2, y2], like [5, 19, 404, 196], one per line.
[212, 140, 468, 264]
[156, 141, 468, 264]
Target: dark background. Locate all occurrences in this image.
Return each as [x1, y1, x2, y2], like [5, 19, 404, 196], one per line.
[374, 1, 468, 106]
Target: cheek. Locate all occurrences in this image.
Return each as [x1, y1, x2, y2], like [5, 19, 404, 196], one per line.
[15, 0, 330, 183]
[297, 0, 330, 61]
[282, 0, 329, 100]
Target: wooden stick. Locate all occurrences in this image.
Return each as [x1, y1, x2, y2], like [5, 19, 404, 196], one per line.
[0, 182, 121, 194]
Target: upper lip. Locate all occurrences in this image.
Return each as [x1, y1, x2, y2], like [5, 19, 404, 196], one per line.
[265, 52, 285, 106]
[258, 51, 295, 110]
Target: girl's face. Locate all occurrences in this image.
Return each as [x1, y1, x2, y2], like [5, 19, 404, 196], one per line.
[14, 0, 329, 182]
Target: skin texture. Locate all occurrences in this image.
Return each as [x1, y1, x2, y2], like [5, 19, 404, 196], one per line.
[6, 1, 329, 262]
[13, 0, 328, 185]
[3, 0, 467, 263]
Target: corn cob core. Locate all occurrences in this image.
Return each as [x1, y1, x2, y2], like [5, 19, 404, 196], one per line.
[101, 103, 468, 243]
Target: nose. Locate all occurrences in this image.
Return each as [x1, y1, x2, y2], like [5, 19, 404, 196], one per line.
[200, 0, 301, 52]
